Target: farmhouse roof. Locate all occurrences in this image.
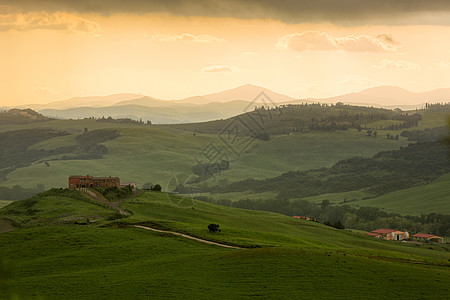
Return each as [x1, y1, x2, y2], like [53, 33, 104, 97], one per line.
[366, 232, 381, 237]
[371, 228, 396, 234]
[412, 233, 441, 239]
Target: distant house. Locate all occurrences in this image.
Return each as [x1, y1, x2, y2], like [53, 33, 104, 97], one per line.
[69, 175, 120, 189]
[366, 228, 409, 241]
[293, 216, 311, 221]
[411, 233, 444, 244]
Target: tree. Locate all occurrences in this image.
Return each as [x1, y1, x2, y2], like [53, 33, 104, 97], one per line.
[152, 184, 162, 192]
[142, 182, 153, 190]
[333, 220, 345, 229]
[208, 223, 221, 233]
[321, 199, 330, 209]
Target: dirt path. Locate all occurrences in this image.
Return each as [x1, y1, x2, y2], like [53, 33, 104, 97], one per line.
[76, 188, 129, 216]
[134, 225, 245, 250]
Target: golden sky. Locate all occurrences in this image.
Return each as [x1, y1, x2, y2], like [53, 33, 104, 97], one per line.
[1, 1, 450, 106]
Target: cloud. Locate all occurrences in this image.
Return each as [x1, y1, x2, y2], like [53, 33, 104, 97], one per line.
[202, 65, 240, 72]
[32, 87, 59, 96]
[277, 31, 399, 52]
[0, 12, 101, 35]
[373, 59, 421, 71]
[150, 33, 225, 43]
[3, 1, 450, 24]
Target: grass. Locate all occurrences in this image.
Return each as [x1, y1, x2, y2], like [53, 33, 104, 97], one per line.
[1, 227, 449, 299]
[296, 190, 375, 204]
[416, 112, 450, 129]
[348, 173, 450, 215]
[1, 190, 449, 299]
[1, 121, 411, 190]
[199, 191, 279, 202]
[119, 191, 450, 259]
[0, 194, 116, 227]
[0, 200, 12, 209]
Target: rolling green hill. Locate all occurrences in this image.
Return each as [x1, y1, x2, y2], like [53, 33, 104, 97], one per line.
[0, 200, 11, 209]
[0, 107, 448, 219]
[209, 141, 450, 201]
[0, 119, 411, 192]
[348, 173, 450, 215]
[0, 190, 449, 299]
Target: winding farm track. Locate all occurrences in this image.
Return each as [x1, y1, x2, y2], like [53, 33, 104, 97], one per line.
[134, 225, 245, 250]
[77, 189, 242, 249]
[77, 188, 141, 216]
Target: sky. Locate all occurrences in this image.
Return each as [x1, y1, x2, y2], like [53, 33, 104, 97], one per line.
[1, 0, 450, 106]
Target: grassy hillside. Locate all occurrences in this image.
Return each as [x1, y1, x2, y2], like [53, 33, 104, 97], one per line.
[0, 190, 117, 229]
[0, 200, 11, 209]
[1, 190, 449, 299]
[210, 141, 450, 201]
[0, 120, 410, 191]
[348, 173, 450, 215]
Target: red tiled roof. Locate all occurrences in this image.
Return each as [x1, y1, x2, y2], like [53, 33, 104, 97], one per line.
[412, 233, 439, 239]
[292, 216, 301, 219]
[366, 232, 381, 237]
[371, 228, 396, 234]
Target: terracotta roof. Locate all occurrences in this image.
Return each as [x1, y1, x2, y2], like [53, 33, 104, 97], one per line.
[366, 232, 381, 237]
[371, 228, 396, 234]
[412, 233, 441, 239]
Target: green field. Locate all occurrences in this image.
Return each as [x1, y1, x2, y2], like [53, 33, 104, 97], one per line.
[0, 200, 12, 209]
[348, 174, 450, 215]
[1, 121, 411, 190]
[416, 112, 450, 129]
[1, 190, 449, 299]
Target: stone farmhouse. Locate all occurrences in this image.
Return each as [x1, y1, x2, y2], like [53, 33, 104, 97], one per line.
[69, 175, 120, 189]
[366, 228, 409, 241]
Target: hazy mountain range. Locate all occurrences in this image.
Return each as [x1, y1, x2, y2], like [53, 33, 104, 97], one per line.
[12, 84, 450, 124]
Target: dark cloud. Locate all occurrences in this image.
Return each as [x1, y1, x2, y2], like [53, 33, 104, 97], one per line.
[0, 11, 101, 35]
[3, 0, 450, 24]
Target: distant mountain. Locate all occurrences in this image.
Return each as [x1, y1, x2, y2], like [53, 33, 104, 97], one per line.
[12, 84, 450, 124]
[26, 93, 143, 110]
[40, 100, 279, 124]
[113, 96, 179, 107]
[322, 86, 450, 107]
[177, 84, 296, 104]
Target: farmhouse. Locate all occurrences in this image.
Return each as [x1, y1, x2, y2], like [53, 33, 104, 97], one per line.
[292, 216, 311, 220]
[411, 233, 444, 244]
[69, 175, 120, 189]
[366, 228, 409, 241]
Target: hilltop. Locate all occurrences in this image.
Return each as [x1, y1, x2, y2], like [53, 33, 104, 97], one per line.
[0, 108, 51, 125]
[0, 189, 449, 299]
